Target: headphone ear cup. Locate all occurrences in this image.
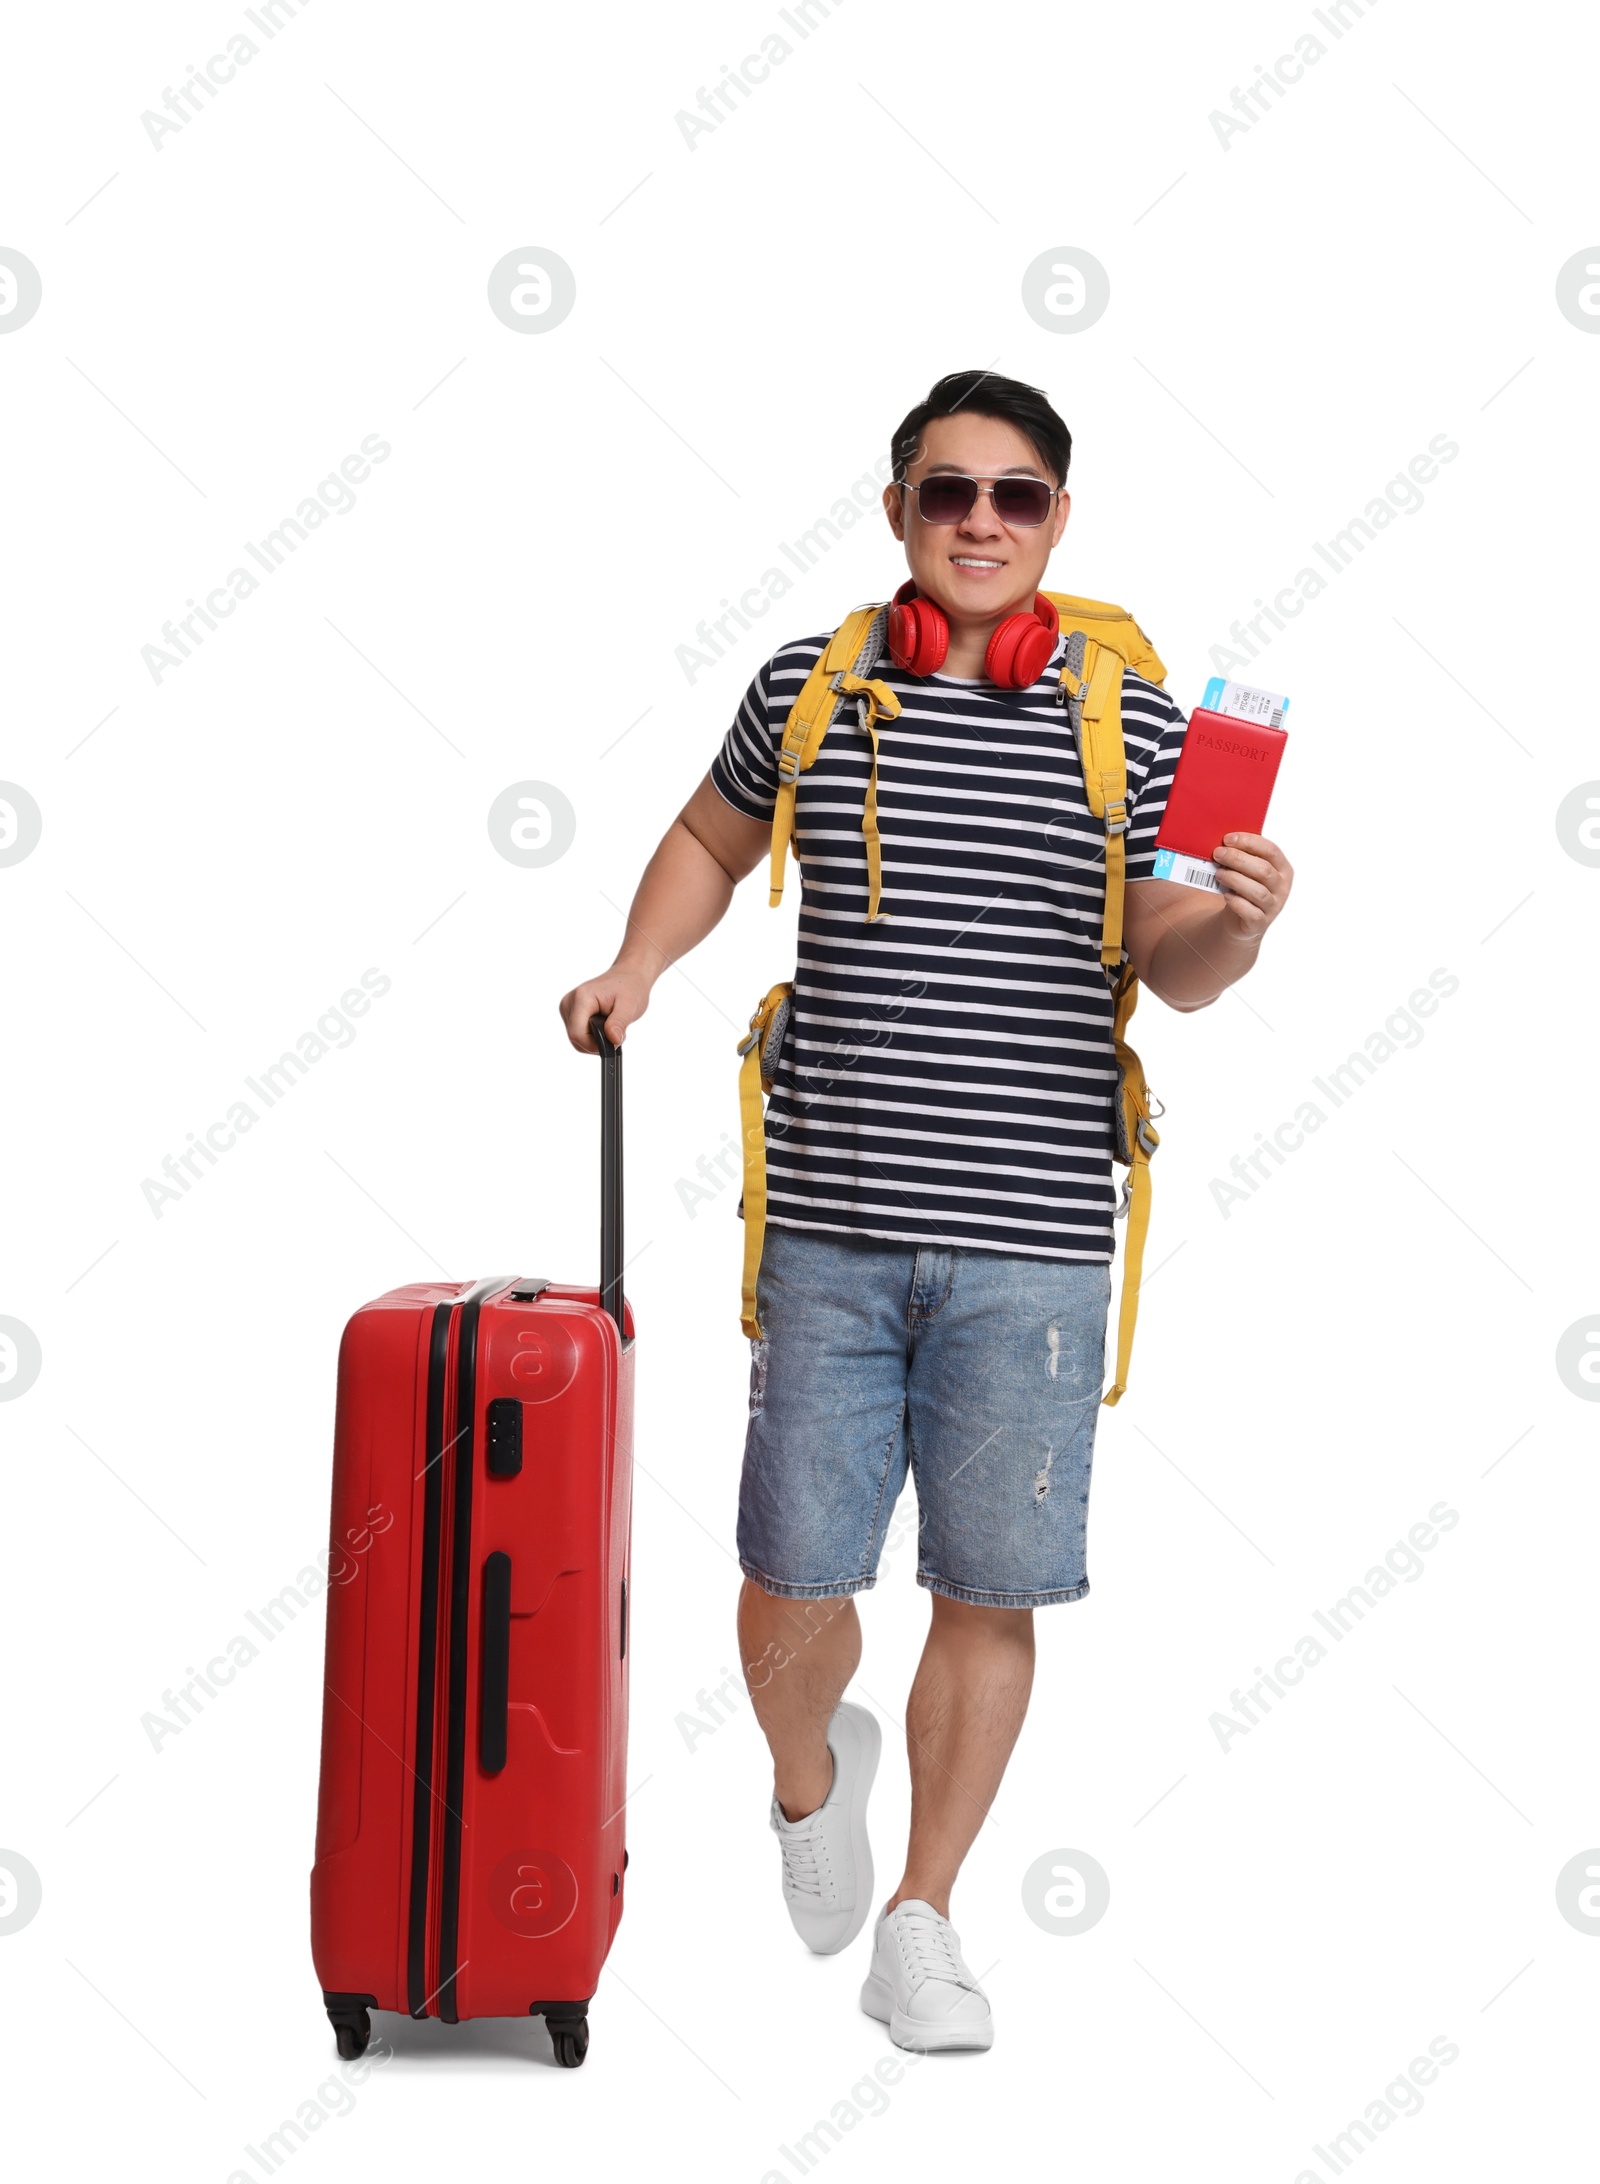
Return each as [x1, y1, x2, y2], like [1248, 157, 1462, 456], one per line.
[985, 611, 1057, 689]
[888, 590, 948, 676]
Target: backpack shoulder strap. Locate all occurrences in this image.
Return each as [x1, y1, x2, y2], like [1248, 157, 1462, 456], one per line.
[1055, 641, 1128, 972]
[1046, 594, 1167, 1407]
[1102, 968, 1160, 1406]
[1046, 594, 1166, 968]
[768, 605, 900, 920]
[736, 981, 794, 1339]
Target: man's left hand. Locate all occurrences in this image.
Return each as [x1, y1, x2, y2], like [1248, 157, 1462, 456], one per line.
[1212, 832, 1293, 939]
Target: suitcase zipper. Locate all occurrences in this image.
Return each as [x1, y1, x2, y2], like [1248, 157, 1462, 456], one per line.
[405, 1300, 453, 2019]
[434, 1276, 516, 2024]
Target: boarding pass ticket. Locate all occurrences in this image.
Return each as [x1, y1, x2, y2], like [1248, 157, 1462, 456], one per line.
[1200, 676, 1290, 729]
[1150, 847, 1223, 892]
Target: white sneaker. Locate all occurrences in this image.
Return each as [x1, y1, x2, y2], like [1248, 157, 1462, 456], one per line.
[860, 1898, 994, 2052]
[769, 1701, 881, 1955]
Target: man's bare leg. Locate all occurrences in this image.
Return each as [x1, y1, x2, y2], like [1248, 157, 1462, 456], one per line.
[884, 1595, 1035, 1919]
[737, 1578, 861, 1819]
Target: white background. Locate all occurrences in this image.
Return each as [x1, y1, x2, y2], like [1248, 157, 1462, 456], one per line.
[3, 0, 1597, 2177]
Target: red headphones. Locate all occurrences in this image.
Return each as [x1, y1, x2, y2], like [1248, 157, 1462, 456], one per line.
[886, 582, 1060, 688]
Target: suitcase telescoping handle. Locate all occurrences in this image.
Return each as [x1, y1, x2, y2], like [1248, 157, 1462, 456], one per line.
[589, 1014, 625, 1336]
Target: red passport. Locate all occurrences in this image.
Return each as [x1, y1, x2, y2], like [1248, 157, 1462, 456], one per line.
[1154, 707, 1287, 870]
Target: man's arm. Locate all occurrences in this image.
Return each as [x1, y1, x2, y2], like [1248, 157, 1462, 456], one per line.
[1122, 831, 1293, 1011]
[558, 773, 772, 1051]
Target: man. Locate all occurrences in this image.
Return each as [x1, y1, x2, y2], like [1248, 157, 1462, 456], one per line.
[560, 370, 1292, 2052]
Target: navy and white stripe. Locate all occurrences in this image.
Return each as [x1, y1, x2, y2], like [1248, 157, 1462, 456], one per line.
[712, 627, 1189, 1261]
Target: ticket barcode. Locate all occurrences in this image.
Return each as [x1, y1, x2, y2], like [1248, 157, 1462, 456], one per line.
[1151, 847, 1222, 893]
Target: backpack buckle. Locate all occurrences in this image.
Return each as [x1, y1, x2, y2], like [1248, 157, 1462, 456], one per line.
[1136, 1116, 1159, 1157]
[1104, 799, 1129, 837]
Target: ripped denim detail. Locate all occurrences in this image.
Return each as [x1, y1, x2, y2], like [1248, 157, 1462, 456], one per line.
[749, 1336, 770, 1419]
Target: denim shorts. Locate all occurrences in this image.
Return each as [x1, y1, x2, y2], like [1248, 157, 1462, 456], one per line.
[736, 1223, 1113, 1610]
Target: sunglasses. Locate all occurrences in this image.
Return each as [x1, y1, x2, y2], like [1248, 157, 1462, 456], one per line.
[900, 472, 1060, 528]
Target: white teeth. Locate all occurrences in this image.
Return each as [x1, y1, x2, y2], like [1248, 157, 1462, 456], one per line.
[953, 557, 1003, 568]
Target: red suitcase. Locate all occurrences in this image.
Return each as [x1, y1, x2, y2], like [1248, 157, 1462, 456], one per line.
[311, 1020, 633, 2068]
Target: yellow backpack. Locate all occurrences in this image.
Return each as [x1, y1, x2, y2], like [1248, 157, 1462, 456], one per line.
[737, 592, 1166, 1406]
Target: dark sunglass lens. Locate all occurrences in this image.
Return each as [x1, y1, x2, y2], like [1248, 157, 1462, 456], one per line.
[993, 479, 1053, 526]
[915, 476, 979, 524]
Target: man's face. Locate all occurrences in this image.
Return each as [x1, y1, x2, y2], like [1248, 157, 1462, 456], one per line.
[882, 412, 1071, 623]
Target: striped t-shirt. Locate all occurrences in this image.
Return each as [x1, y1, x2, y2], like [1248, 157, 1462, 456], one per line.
[711, 621, 1189, 1262]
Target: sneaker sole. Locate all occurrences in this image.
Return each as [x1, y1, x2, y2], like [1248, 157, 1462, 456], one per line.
[859, 1971, 994, 2053]
[808, 1701, 881, 1956]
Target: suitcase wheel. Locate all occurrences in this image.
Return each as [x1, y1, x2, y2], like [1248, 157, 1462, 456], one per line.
[545, 2009, 589, 2069]
[327, 2005, 371, 2060]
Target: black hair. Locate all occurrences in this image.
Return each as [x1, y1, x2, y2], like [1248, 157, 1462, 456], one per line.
[890, 370, 1072, 488]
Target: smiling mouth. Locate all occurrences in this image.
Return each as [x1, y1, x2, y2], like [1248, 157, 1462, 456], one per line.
[950, 556, 1005, 570]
